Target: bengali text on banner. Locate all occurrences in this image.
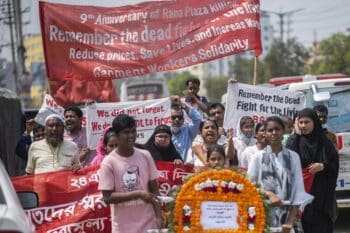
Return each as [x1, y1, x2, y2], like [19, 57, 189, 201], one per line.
[12, 162, 194, 233]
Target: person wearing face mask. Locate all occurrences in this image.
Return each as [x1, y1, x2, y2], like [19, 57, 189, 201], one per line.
[313, 104, 339, 151]
[169, 95, 202, 162]
[233, 116, 256, 167]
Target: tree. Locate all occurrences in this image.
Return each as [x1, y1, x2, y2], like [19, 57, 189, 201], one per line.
[229, 55, 272, 84]
[167, 71, 196, 96]
[205, 76, 229, 103]
[308, 33, 350, 74]
[264, 38, 309, 78]
[230, 55, 254, 84]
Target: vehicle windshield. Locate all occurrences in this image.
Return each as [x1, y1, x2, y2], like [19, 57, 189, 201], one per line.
[304, 86, 350, 133]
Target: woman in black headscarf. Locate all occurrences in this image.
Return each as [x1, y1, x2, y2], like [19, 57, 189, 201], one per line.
[141, 124, 183, 164]
[286, 108, 339, 233]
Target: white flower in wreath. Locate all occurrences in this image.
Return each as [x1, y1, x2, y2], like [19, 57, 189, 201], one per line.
[205, 178, 213, 187]
[248, 206, 256, 217]
[194, 183, 201, 191]
[183, 204, 192, 216]
[221, 181, 228, 187]
[237, 184, 244, 191]
[183, 225, 191, 231]
[212, 180, 219, 186]
[248, 223, 255, 230]
[199, 182, 206, 190]
[228, 181, 236, 189]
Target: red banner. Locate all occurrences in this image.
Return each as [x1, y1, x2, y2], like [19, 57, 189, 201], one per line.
[11, 162, 193, 233]
[39, 0, 262, 81]
[48, 79, 119, 107]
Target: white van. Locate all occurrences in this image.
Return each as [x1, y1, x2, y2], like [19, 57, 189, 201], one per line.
[120, 77, 169, 102]
[271, 74, 350, 207]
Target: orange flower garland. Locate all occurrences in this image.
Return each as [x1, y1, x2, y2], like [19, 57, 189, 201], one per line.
[172, 170, 266, 233]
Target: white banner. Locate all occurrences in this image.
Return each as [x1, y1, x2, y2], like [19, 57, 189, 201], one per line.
[86, 98, 171, 149]
[35, 94, 66, 126]
[223, 83, 306, 132]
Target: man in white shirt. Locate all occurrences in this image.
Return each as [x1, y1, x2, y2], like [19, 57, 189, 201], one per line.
[26, 114, 80, 174]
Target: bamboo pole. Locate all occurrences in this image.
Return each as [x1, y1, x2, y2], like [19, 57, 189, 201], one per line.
[253, 56, 258, 85]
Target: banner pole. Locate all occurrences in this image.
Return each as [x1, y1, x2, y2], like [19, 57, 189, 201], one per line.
[45, 76, 51, 94]
[253, 56, 258, 85]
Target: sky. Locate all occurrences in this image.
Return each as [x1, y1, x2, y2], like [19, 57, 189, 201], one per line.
[1, 0, 350, 60]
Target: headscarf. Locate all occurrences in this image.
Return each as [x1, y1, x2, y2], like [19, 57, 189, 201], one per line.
[144, 124, 182, 162]
[236, 116, 255, 145]
[90, 127, 114, 166]
[291, 108, 327, 168]
[286, 108, 339, 221]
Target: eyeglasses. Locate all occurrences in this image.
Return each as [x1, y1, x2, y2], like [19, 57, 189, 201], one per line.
[171, 115, 184, 121]
[155, 135, 170, 139]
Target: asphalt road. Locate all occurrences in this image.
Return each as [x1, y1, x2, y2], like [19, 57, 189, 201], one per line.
[334, 208, 350, 233]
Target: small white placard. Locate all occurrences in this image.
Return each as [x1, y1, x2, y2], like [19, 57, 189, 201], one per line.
[200, 201, 238, 230]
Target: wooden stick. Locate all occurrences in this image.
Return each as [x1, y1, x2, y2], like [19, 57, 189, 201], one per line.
[253, 56, 258, 85]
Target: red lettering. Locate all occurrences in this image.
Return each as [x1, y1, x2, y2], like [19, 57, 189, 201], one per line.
[252, 115, 265, 123]
[91, 121, 101, 131]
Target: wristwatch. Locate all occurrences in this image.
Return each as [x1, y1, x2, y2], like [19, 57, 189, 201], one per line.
[181, 103, 187, 110]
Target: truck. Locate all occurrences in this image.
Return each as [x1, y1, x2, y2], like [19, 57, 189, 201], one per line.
[269, 73, 350, 208]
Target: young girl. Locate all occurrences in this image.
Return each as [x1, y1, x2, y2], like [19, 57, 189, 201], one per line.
[240, 122, 267, 170]
[248, 116, 312, 233]
[90, 128, 118, 166]
[206, 144, 226, 169]
[233, 116, 256, 167]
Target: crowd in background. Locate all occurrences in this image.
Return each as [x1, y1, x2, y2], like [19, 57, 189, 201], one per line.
[17, 78, 339, 233]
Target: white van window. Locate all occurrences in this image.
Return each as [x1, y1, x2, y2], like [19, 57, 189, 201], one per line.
[309, 87, 350, 133]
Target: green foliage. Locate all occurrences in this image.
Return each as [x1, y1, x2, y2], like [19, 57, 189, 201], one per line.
[229, 39, 309, 83]
[167, 71, 196, 96]
[205, 76, 229, 102]
[310, 33, 350, 74]
[264, 39, 309, 78]
[230, 55, 254, 84]
[229, 56, 271, 85]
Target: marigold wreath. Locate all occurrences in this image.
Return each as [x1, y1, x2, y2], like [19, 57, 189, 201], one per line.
[168, 169, 267, 233]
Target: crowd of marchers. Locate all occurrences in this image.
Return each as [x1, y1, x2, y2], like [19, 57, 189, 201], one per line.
[16, 78, 339, 233]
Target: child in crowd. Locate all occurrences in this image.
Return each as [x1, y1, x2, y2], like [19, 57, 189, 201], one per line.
[233, 116, 256, 167]
[90, 128, 117, 166]
[206, 144, 226, 169]
[240, 122, 267, 170]
[16, 119, 45, 164]
[280, 115, 294, 145]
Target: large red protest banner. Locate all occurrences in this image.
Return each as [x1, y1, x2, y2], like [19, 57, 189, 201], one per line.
[12, 162, 193, 233]
[39, 0, 262, 82]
